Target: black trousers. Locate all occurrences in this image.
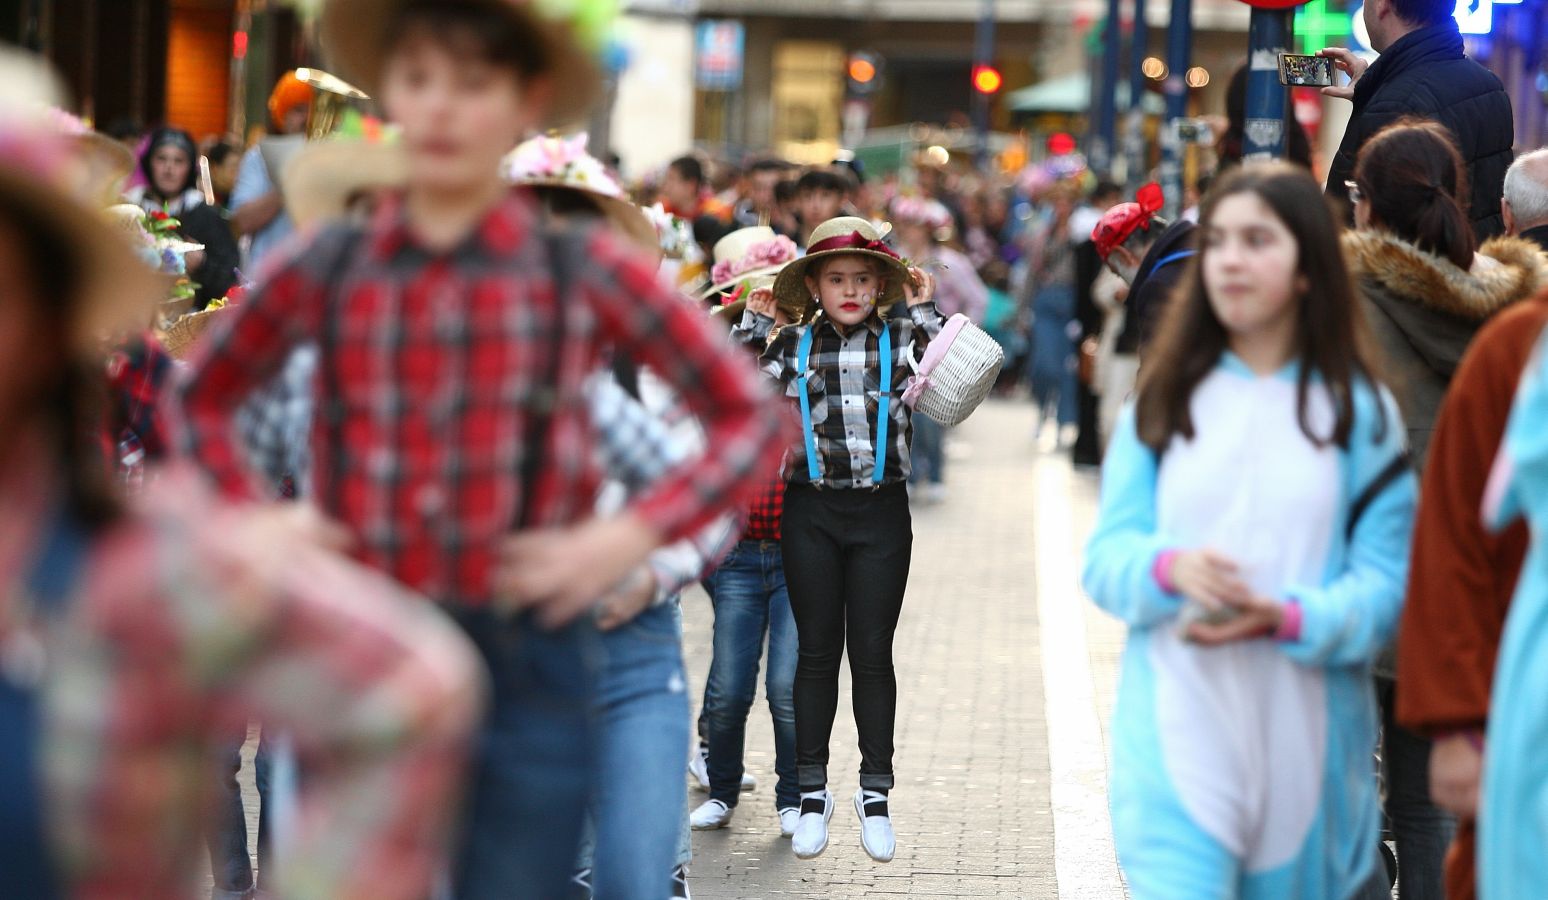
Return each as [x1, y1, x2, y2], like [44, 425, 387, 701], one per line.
[782, 482, 912, 792]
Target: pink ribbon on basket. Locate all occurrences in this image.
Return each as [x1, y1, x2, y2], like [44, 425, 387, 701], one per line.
[901, 315, 969, 408]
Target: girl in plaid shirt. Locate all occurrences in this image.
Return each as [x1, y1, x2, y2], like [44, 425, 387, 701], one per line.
[738, 215, 944, 864]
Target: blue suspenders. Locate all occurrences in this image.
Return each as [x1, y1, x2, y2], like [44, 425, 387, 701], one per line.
[796, 322, 891, 486]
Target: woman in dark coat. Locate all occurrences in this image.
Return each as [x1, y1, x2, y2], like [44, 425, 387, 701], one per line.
[125, 128, 241, 310]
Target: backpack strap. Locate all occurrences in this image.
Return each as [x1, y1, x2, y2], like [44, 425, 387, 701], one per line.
[1346, 451, 1411, 543]
[318, 225, 366, 517]
[796, 326, 822, 483]
[518, 219, 586, 529]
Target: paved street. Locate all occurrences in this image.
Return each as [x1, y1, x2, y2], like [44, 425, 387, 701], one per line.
[681, 399, 1130, 899]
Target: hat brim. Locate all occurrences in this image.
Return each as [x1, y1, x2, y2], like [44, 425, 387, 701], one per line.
[771, 248, 911, 321]
[517, 180, 659, 262]
[0, 167, 168, 354]
[695, 263, 789, 303]
[282, 140, 410, 230]
[320, 0, 602, 130]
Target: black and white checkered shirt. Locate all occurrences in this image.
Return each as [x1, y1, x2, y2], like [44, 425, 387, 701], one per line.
[736, 304, 945, 489]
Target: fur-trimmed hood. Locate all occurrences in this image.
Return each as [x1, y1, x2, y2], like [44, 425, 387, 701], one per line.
[1344, 230, 1548, 321]
[1346, 230, 1548, 470]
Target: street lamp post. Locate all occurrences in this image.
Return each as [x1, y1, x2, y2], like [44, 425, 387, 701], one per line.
[1159, 0, 1193, 219]
[1093, 0, 1123, 174]
[1243, 7, 1295, 160]
[1123, 0, 1150, 186]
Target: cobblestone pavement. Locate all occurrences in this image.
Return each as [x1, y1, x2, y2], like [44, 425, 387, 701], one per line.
[680, 400, 1129, 899]
[224, 399, 1131, 899]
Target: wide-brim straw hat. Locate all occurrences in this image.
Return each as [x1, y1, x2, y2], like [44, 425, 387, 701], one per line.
[697, 226, 798, 301]
[771, 216, 910, 321]
[0, 55, 166, 353]
[282, 138, 410, 230]
[503, 132, 658, 258]
[320, 0, 605, 130]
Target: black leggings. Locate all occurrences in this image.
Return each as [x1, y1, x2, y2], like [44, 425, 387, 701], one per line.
[781, 482, 912, 792]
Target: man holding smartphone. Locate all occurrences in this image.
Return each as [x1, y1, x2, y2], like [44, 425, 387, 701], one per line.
[1319, 0, 1512, 238]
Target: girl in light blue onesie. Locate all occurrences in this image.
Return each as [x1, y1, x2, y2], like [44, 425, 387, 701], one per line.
[1480, 334, 1548, 900]
[1082, 164, 1416, 899]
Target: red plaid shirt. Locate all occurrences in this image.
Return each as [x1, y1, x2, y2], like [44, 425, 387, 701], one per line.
[176, 189, 785, 606]
[0, 458, 481, 900]
[744, 477, 784, 541]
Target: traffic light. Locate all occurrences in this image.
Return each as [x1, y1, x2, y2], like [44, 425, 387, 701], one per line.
[847, 52, 881, 96]
[972, 64, 1003, 95]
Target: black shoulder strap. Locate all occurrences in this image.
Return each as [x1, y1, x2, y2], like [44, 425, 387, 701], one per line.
[1346, 451, 1412, 542]
[318, 225, 365, 515]
[516, 217, 587, 530]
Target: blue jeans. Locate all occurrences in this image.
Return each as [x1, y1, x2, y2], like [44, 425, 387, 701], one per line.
[909, 415, 946, 486]
[451, 610, 600, 900]
[574, 602, 691, 899]
[701, 540, 799, 810]
[208, 731, 272, 899]
[1360, 678, 1456, 900]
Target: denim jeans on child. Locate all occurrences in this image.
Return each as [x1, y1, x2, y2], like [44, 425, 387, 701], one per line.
[909, 415, 946, 487]
[573, 601, 691, 900]
[208, 731, 272, 899]
[451, 609, 600, 900]
[701, 540, 799, 811]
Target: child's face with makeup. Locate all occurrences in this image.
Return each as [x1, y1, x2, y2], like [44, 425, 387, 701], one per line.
[806, 255, 885, 327]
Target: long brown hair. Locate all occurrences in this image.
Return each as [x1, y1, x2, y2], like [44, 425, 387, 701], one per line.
[1136, 163, 1383, 452]
[1354, 119, 1476, 270]
[0, 196, 121, 530]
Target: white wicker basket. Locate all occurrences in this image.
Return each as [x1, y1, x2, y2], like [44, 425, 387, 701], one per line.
[902, 314, 1005, 427]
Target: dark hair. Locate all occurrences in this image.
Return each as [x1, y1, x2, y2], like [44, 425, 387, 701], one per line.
[774, 180, 799, 204]
[389, 0, 551, 80]
[1354, 119, 1476, 269]
[0, 196, 119, 528]
[669, 156, 705, 187]
[1393, 0, 1457, 26]
[797, 169, 850, 196]
[207, 141, 238, 167]
[1217, 63, 1314, 171]
[1136, 163, 1382, 452]
[1092, 180, 1124, 204]
[748, 158, 787, 176]
[140, 127, 198, 199]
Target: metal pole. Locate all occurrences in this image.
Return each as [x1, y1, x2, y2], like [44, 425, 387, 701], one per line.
[1093, 0, 1123, 174]
[972, 0, 996, 170]
[1243, 8, 1293, 161]
[1123, 0, 1149, 186]
[1158, 0, 1191, 219]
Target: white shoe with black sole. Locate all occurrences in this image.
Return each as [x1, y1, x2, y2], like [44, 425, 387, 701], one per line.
[791, 790, 834, 859]
[690, 799, 735, 831]
[854, 789, 896, 863]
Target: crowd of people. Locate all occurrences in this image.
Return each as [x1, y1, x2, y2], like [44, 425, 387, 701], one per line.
[6, 0, 1548, 897]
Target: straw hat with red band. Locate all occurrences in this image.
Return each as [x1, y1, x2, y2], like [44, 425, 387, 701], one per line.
[320, 0, 613, 131]
[1092, 182, 1165, 260]
[771, 216, 910, 321]
[0, 51, 169, 354]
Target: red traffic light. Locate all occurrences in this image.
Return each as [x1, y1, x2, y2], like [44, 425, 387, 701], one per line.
[972, 65, 1003, 95]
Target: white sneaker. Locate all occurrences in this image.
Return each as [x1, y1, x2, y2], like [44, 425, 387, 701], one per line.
[791, 790, 834, 859]
[853, 789, 896, 863]
[690, 799, 735, 831]
[688, 744, 710, 791]
[778, 806, 800, 838]
[688, 744, 757, 792]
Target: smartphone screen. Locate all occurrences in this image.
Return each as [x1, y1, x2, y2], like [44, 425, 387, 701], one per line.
[1278, 54, 1334, 87]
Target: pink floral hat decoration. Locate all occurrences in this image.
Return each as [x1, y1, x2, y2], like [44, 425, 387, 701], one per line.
[698, 226, 800, 319]
[504, 132, 658, 255]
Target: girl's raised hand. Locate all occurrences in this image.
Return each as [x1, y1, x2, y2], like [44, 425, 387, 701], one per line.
[904, 266, 935, 307]
[746, 286, 778, 319]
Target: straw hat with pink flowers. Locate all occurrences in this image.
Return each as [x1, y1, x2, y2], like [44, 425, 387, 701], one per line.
[698, 226, 801, 320]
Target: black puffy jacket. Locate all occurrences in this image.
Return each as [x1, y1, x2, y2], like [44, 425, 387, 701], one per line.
[1324, 21, 1514, 239]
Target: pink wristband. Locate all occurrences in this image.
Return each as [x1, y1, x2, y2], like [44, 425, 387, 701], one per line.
[1153, 550, 1181, 594]
[1274, 600, 1303, 642]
